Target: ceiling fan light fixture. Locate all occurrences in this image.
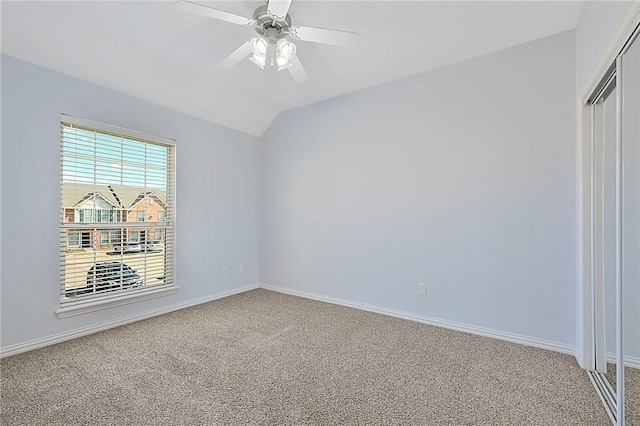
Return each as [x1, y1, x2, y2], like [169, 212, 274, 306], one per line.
[248, 53, 266, 69]
[275, 39, 296, 71]
[276, 39, 296, 60]
[276, 55, 293, 71]
[249, 37, 268, 56]
[248, 37, 268, 69]
[177, 0, 359, 82]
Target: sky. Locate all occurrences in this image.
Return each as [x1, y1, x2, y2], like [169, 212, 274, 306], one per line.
[62, 125, 168, 190]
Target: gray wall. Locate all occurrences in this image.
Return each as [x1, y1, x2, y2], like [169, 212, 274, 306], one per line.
[1, 55, 261, 349]
[260, 31, 577, 347]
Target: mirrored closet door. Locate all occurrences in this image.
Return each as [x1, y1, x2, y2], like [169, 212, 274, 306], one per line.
[618, 23, 639, 426]
[587, 24, 639, 426]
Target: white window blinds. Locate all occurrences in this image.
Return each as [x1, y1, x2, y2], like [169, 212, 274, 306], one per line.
[59, 116, 175, 310]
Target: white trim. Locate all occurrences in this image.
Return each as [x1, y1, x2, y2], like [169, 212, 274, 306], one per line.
[260, 284, 575, 355]
[614, 54, 625, 426]
[576, 98, 590, 368]
[1, 284, 259, 358]
[56, 285, 180, 319]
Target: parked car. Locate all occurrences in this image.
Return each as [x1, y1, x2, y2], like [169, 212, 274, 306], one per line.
[114, 242, 142, 253]
[65, 262, 142, 297]
[142, 240, 163, 252]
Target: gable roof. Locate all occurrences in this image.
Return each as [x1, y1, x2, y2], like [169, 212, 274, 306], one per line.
[130, 192, 168, 209]
[62, 183, 166, 209]
[73, 192, 118, 208]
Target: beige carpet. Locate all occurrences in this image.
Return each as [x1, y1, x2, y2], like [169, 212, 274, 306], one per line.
[1, 289, 610, 425]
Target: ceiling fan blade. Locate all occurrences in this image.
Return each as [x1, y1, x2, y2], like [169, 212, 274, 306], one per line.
[289, 25, 358, 48]
[288, 56, 308, 83]
[218, 41, 252, 70]
[176, 0, 254, 26]
[267, 0, 292, 21]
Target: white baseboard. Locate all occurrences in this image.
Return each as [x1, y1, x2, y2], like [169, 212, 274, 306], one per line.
[606, 352, 640, 369]
[260, 283, 575, 356]
[0, 284, 259, 358]
[8, 282, 619, 362]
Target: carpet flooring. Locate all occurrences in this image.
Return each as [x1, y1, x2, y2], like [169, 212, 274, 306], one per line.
[1, 289, 611, 425]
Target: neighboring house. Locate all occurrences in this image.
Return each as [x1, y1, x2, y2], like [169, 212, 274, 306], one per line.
[62, 183, 167, 249]
[126, 191, 168, 244]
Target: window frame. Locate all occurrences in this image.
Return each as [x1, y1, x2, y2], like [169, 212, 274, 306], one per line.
[78, 209, 94, 223]
[67, 231, 80, 248]
[57, 114, 177, 318]
[97, 209, 115, 223]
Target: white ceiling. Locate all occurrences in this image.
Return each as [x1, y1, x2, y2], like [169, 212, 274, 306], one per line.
[1, 1, 584, 137]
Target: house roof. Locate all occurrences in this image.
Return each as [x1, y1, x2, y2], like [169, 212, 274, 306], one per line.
[130, 192, 168, 209]
[73, 192, 118, 208]
[62, 183, 167, 209]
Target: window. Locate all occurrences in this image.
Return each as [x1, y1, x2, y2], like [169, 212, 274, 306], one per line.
[158, 211, 166, 222]
[97, 209, 115, 222]
[154, 229, 162, 240]
[74, 207, 115, 223]
[78, 209, 94, 222]
[59, 115, 176, 317]
[67, 232, 80, 247]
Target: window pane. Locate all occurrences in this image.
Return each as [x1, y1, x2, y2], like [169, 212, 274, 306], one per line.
[68, 232, 80, 247]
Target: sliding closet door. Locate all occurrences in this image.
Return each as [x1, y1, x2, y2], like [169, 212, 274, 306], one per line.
[620, 30, 639, 426]
[593, 83, 618, 378]
[587, 21, 640, 426]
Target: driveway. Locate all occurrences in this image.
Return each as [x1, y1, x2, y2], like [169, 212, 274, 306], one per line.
[63, 248, 166, 291]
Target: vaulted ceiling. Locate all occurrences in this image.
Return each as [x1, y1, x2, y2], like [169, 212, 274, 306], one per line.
[1, 1, 584, 136]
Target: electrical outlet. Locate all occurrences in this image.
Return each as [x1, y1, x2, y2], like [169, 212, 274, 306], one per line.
[239, 264, 245, 273]
[418, 283, 426, 295]
[222, 266, 227, 276]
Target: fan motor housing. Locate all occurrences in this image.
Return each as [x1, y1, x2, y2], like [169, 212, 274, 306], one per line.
[252, 5, 291, 41]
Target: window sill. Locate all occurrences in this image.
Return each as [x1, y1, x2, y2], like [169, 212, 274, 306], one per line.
[56, 285, 179, 319]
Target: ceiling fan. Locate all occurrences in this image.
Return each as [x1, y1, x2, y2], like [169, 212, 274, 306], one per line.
[176, 0, 359, 83]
